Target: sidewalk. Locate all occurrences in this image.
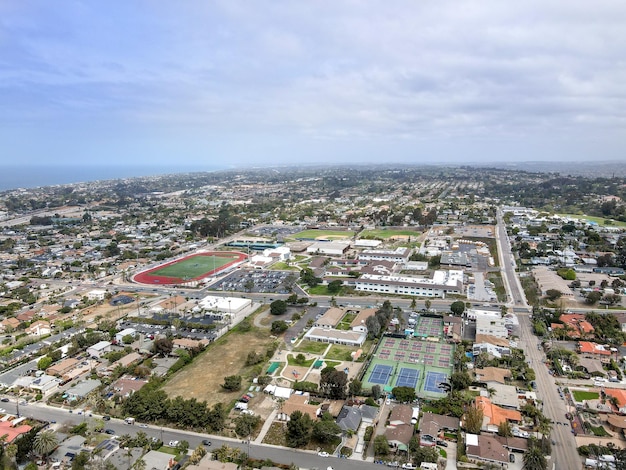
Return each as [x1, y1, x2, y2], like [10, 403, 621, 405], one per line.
[254, 408, 277, 444]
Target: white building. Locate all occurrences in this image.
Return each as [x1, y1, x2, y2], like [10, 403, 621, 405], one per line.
[198, 295, 251, 315]
[358, 247, 411, 264]
[115, 328, 137, 343]
[87, 289, 107, 301]
[354, 270, 463, 298]
[306, 241, 351, 256]
[87, 341, 112, 358]
[476, 315, 508, 339]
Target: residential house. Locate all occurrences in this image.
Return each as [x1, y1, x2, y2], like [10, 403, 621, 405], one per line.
[283, 394, 320, 421]
[474, 367, 512, 385]
[87, 341, 113, 358]
[384, 424, 414, 452]
[418, 412, 459, 447]
[604, 389, 626, 414]
[47, 358, 80, 378]
[578, 341, 613, 362]
[66, 379, 101, 401]
[114, 327, 137, 343]
[551, 314, 594, 338]
[336, 405, 361, 432]
[475, 396, 521, 432]
[389, 404, 413, 426]
[465, 433, 510, 466]
[0, 420, 32, 444]
[110, 377, 148, 398]
[25, 320, 51, 336]
[0, 317, 20, 332]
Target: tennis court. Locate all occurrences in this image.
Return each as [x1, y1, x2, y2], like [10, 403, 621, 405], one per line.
[395, 367, 420, 388]
[413, 316, 443, 338]
[362, 334, 454, 397]
[368, 364, 393, 385]
[424, 371, 449, 394]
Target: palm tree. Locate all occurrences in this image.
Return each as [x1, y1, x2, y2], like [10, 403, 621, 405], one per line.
[537, 417, 553, 441]
[523, 440, 547, 470]
[33, 430, 58, 463]
[133, 459, 147, 470]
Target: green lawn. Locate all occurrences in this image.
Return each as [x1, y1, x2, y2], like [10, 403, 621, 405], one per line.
[286, 354, 316, 367]
[290, 229, 355, 240]
[558, 213, 626, 228]
[572, 390, 599, 402]
[150, 254, 237, 278]
[294, 340, 330, 355]
[360, 229, 422, 239]
[326, 344, 358, 361]
[324, 360, 341, 368]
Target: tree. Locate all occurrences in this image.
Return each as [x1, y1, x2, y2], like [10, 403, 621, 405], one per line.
[371, 385, 382, 400]
[545, 289, 562, 302]
[176, 440, 190, 455]
[33, 430, 58, 462]
[425, 299, 432, 310]
[373, 435, 389, 456]
[365, 316, 381, 339]
[319, 367, 348, 399]
[153, 337, 173, 356]
[312, 419, 341, 443]
[463, 404, 484, 434]
[222, 375, 242, 391]
[585, 291, 603, 305]
[235, 414, 260, 438]
[523, 438, 548, 470]
[271, 320, 288, 334]
[450, 371, 471, 391]
[270, 300, 287, 315]
[38, 356, 53, 370]
[450, 301, 465, 316]
[414, 446, 438, 465]
[188, 445, 207, 465]
[286, 411, 312, 447]
[497, 421, 513, 437]
[391, 386, 416, 403]
[348, 379, 362, 397]
[327, 280, 343, 294]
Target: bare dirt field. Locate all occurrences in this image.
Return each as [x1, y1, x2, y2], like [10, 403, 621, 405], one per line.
[161, 325, 276, 407]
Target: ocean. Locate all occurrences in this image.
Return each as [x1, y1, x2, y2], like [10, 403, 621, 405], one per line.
[0, 165, 227, 192]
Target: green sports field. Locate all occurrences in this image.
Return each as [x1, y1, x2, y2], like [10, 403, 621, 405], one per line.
[360, 229, 422, 239]
[149, 255, 237, 279]
[290, 229, 355, 240]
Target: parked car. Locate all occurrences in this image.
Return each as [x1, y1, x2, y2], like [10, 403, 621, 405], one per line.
[0, 398, 9, 403]
[401, 464, 417, 470]
[169, 440, 179, 447]
[105, 429, 115, 435]
[509, 454, 515, 463]
[318, 451, 330, 457]
[202, 440, 212, 446]
[387, 461, 400, 467]
[436, 440, 448, 447]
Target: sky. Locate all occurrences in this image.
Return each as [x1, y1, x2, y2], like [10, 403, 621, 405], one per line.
[1, 0, 625, 168]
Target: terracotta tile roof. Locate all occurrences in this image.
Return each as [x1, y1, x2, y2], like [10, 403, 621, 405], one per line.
[578, 341, 612, 356]
[475, 396, 521, 427]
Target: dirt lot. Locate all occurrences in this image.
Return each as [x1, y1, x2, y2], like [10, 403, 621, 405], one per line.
[161, 325, 277, 407]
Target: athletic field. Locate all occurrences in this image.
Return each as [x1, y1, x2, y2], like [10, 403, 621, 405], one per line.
[133, 251, 246, 285]
[290, 229, 355, 240]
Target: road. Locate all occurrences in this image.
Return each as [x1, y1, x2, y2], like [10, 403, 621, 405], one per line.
[4, 400, 381, 469]
[496, 207, 582, 469]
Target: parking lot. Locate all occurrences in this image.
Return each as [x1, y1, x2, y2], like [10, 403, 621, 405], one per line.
[212, 269, 297, 295]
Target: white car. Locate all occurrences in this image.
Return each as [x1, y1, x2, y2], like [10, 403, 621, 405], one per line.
[138, 424, 148, 428]
[318, 451, 330, 457]
[169, 440, 179, 447]
[402, 464, 417, 470]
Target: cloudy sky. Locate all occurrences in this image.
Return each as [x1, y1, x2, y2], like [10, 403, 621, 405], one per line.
[2, 1, 625, 168]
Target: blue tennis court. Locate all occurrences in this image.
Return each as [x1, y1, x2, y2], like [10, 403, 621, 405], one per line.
[424, 371, 448, 393]
[395, 367, 420, 388]
[368, 364, 392, 385]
